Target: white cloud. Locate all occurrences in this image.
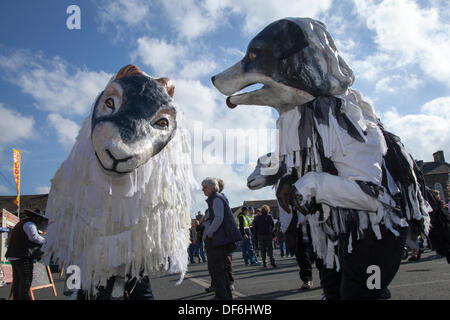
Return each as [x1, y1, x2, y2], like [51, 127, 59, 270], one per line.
[375, 74, 423, 93]
[381, 97, 450, 161]
[0, 103, 35, 145]
[99, 0, 151, 27]
[351, 53, 392, 81]
[133, 37, 186, 77]
[47, 114, 80, 147]
[35, 185, 50, 194]
[132, 37, 217, 79]
[230, 0, 333, 35]
[178, 60, 217, 80]
[0, 51, 111, 116]
[172, 78, 277, 211]
[353, 0, 450, 84]
[157, 0, 332, 39]
[97, 0, 154, 41]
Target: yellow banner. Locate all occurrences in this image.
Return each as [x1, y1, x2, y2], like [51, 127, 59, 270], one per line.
[13, 149, 20, 206]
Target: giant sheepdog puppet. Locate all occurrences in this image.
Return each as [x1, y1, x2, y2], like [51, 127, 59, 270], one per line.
[42, 65, 196, 299]
[212, 18, 443, 299]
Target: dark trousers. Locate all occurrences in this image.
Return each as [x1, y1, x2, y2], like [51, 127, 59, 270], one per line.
[205, 238, 232, 300]
[10, 258, 34, 300]
[295, 226, 322, 283]
[321, 225, 408, 300]
[209, 253, 234, 288]
[78, 275, 155, 300]
[258, 234, 275, 265]
[226, 254, 234, 284]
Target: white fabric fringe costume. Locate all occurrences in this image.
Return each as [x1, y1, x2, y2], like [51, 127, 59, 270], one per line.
[277, 88, 432, 270]
[42, 110, 196, 295]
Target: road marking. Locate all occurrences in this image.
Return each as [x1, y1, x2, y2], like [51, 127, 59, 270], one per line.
[185, 274, 247, 299]
[390, 278, 450, 289]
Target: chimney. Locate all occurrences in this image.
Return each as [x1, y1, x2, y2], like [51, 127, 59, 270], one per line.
[433, 150, 445, 163]
[416, 160, 424, 168]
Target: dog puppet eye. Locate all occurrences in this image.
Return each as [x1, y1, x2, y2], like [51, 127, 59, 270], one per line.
[249, 52, 257, 62]
[154, 118, 169, 129]
[104, 97, 115, 110]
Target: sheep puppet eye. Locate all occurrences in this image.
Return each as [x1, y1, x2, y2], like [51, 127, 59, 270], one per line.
[104, 97, 115, 110]
[154, 118, 169, 129]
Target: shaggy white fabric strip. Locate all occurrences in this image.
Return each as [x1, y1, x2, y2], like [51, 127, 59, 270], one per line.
[276, 89, 431, 269]
[42, 110, 197, 295]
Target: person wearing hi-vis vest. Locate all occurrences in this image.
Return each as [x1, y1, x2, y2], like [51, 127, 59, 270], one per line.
[237, 207, 258, 266]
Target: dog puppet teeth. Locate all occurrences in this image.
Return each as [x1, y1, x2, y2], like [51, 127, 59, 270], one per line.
[226, 96, 237, 108]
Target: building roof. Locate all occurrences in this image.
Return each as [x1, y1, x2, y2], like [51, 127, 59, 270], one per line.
[419, 162, 450, 175]
[0, 194, 48, 217]
[232, 199, 280, 218]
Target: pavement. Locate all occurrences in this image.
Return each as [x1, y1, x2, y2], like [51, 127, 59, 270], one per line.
[0, 249, 449, 300]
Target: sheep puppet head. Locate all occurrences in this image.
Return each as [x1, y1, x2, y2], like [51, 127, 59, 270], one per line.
[42, 65, 197, 295]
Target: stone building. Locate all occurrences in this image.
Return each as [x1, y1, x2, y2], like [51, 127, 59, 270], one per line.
[417, 150, 450, 202]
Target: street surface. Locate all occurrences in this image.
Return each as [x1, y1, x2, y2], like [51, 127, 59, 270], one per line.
[1, 249, 449, 300]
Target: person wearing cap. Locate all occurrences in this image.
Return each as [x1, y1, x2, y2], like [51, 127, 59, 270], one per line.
[5, 208, 48, 300]
[237, 207, 258, 266]
[247, 206, 259, 261]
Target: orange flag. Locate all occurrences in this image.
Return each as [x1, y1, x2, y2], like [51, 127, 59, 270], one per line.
[13, 149, 20, 206]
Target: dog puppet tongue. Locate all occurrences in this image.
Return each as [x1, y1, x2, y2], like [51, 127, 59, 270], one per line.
[226, 97, 237, 109]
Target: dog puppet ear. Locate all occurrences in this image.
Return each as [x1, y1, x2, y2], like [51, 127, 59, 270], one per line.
[272, 20, 308, 60]
[156, 77, 175, 98]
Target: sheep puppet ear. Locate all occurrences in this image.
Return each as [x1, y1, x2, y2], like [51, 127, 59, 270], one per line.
[156, 77, 175, 98]
[114, 64, 175, 98]
[115, 64, 145, 79]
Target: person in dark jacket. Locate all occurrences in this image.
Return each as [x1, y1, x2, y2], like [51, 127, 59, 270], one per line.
[252, 205, 277, 268]
[6, 208, 48, 300]
[194, 220, 206, 263]
[201, 177, 242, 300]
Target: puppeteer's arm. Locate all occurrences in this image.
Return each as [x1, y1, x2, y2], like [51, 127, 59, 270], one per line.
[294, 172, 379, 212]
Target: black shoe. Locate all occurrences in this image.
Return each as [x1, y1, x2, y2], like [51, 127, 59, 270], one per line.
[205, 286, 214, 293]
[271, 263, 277, 268]
[379, 288, 391, 299]
[263, 262, 267, 268]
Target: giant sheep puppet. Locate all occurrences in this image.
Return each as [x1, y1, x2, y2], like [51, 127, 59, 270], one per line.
[42, 65, 196, 299]
[212, 17, 445, 299]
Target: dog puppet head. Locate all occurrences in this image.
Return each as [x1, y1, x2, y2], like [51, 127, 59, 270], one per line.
[212, 17, 354, 112]
[247, 152, 286, 190]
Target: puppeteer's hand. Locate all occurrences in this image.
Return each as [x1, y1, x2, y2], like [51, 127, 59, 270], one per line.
[276, 175, 295, 214]
[291, 190, 312, 215]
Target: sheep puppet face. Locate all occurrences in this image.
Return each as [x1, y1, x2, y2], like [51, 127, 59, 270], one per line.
[92, 65, 177, 175]
[42, 64, 195, 296]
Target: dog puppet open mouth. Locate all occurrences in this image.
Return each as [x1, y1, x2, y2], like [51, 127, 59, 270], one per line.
[212, 65, 314, 110]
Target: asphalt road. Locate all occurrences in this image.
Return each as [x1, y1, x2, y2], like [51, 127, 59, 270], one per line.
[1, 249, 448, 300]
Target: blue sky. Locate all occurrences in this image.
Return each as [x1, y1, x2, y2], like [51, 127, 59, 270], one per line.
[0, 0, 449, 215]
